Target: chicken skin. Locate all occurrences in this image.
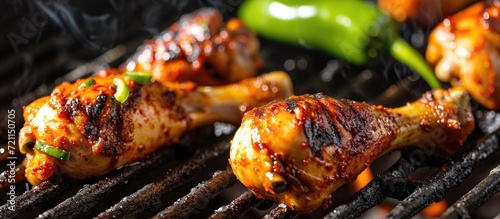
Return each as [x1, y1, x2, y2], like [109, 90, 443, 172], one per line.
[19, 70, 292, 185]
[122, 8, 262, 86]
[229, 87, 474, 213]
[426, 2, 500, 109]
[378, 0, 479, 26]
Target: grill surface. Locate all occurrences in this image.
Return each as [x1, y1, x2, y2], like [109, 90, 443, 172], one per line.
[1, 0, 500, 218]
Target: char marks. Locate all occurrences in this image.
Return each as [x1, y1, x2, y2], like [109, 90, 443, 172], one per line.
[160, 90, 177, 108]
[84, 93, 108, 140]
[285, 99, 297, 112]
[302, 94, 342, 158]
[93, 87, 140, 157]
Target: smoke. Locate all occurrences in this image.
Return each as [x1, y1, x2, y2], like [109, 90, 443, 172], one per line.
[33, 0, 121, 53]
[3, 0, 250, 56]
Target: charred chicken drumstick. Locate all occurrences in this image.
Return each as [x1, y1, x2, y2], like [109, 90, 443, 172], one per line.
[230, 88, 474, 213]
[19, 70, 292, 185]
[426, 2, 500, 109]
[122, 8, 262, 86]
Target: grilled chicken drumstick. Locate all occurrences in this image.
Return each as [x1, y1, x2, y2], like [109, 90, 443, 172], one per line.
[122, 8, 262, 86]
[229, 87, 474, 213]
[19, 70, 292, 185]
[426, 2, 500, 109]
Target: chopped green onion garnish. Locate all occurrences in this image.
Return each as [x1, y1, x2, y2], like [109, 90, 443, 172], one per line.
[113, 78, 130, 103]
[80, 78, 95, 88]
[34, 141, 70, 160]
[124, 71, 152, 85]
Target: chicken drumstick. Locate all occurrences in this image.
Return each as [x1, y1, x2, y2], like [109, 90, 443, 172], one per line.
[122, 8, 262, 86]
[230, 87, 474, 213]
[19, 70, 292, 185]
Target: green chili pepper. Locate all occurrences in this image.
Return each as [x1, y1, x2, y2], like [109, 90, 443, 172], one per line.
[113, 78, 130, 103]
[124, 71, 152, 85]
[238, 0, 441, 89]
[34, 141, 71, 160]
[79, 78, 95, 89]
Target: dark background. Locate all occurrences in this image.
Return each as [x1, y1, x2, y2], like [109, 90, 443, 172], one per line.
[3, 1, 497, 218]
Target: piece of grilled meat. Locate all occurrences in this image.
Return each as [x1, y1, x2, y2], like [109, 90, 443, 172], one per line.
[378, 0, 479, 26]
[229, 87, 474, 213]
[19, 69, 292, 185]
[426, 2, 500, 109]
[122, 8, 262, 86]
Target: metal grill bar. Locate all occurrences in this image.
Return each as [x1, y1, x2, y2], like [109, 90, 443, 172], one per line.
[385, 130, 500, 219]
[152, 167, 236, 219]
[36, 146, 176, 219]
[263, 203, 297, 219]
[324, 152, 432, 219]
[439, 164, 500, 219]
[209, 190, 268, 219]
[0, 177, 74, 218]
[97, 138, 231, 218]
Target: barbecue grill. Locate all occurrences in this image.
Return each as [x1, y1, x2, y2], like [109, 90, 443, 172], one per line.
[0, 0, 499, 218]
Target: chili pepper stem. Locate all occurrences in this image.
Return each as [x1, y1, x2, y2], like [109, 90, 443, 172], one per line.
[389, 37, 442, 89]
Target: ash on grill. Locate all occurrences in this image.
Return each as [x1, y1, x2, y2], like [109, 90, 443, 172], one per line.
[0, 0, 499, 218]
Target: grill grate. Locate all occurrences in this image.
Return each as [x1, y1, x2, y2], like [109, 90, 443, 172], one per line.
[1, 124, 499, 218]
[152, 167, 236, 219]
[264, 204, 297, 219]
[0, 177, 73, 219]
[209, 190, 273, 219]
[1, 1, 500, 218]
[440, 164, 500, 219]
[96, 138, 231, 218]
[385, 131, 500, 219]
[37, 143, 176, 219]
